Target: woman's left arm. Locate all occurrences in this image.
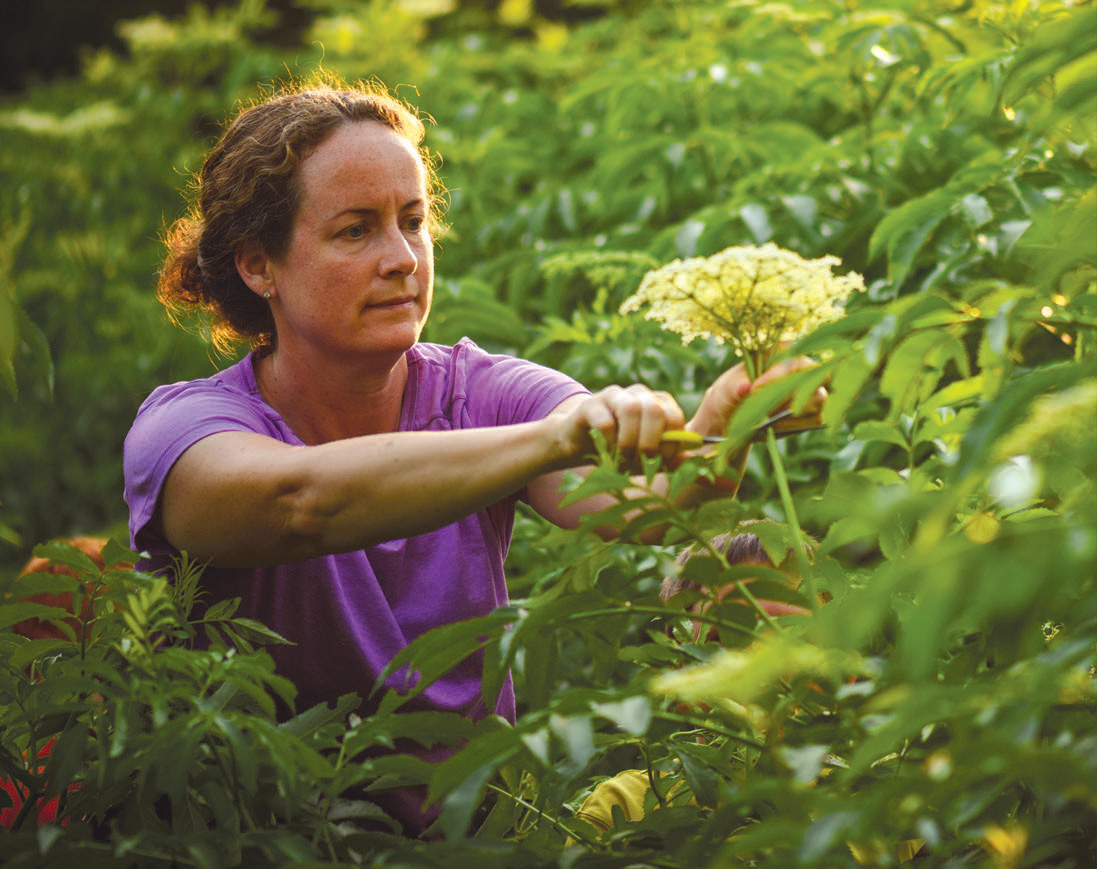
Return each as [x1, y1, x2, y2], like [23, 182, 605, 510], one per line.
[527, 358, 825, 540]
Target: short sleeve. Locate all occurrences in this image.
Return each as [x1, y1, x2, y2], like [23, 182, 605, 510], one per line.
[123, 380, 283, 554]
[450, 339, 589, 429]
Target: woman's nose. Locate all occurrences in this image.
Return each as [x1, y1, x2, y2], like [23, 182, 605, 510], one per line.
[379, 226, 418, 277]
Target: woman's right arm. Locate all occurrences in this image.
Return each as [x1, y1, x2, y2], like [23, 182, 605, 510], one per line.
[160, 385, 686, 567]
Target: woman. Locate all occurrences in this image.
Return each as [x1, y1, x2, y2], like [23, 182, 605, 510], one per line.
[123, 78, 822, 832]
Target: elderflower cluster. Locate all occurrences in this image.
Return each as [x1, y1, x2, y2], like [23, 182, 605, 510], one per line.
[620, 243, 866, 356]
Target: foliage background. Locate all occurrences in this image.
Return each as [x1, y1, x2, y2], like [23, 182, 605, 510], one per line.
[1, 0, 1095, 866]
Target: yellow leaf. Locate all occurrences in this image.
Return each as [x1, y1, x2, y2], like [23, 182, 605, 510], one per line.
[964, 511, 999, 544]
[981, 823, 1028, 868]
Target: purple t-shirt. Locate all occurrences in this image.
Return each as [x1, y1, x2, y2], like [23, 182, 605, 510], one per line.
[123, 338, 588, 723]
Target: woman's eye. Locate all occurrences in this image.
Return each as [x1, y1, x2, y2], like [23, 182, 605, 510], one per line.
[342, 224, 366, 239]
[405, 216, 424, 232]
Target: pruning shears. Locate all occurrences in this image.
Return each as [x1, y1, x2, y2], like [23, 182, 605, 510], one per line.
[661, 409, 821, 448]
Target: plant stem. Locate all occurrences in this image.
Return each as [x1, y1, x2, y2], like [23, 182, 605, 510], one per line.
[641, 742, 667, 810]
[765, 428, 817, 611]
[654, 710, 765, 749]
[484, 782, 600, 847]
[569, 605, 760, 640]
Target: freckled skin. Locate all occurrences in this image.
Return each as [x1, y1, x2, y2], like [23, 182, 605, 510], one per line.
[259, 121, 435, 373]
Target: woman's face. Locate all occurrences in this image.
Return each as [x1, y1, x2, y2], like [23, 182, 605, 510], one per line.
[260, 121, 434, 367]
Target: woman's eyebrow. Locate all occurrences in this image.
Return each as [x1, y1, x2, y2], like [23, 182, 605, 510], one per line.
[332, 198, 426, 220]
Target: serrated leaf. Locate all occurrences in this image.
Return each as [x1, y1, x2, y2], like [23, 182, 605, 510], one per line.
[278, 693, 359, 737]
[226, 617, 292, 646]
[8, 638, 72, 670]
[523, 628, 559, 711]
[215, 714, 257, 793]
[29, 541, 101, 578]
[203, 598, 240, 621]
[100, 538, 138, 569]
[863, 313, 898, 367]
[0, 603, 72, 632]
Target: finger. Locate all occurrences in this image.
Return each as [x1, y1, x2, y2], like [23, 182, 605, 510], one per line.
[695, 364, 752, 428]
[611, 386, 645, 451]
[575, 392, 619, 452]
[635, 388, 684, 453]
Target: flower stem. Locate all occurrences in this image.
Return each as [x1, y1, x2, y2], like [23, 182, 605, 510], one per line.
[765, 428, 817, 611]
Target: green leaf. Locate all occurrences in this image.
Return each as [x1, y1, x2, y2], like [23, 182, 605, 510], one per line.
[869, 188, 955, 289]
[879, 331, 946, 415]
[591, 696, 652, 737]
[437, 762, 495, 841]
[863, 313, 897, 368]
[800, 811, 859, 863]
[671, 742, 721, 808]
[675, 219, 705, 257]
[0, 603, 72, 631]
[986, 298, 1018, 355]
[37, 823, 63, 855]
[824, 353, 874, 429]
[30, 541, 101, 578]
[552, 714, 594, 777]
[429, 722, 520, 805]
[226, 617, 292, 646]
[43, 722, 89, 799]
[278, 693, 359, 737]
[851, 420, 908, 449]
[9, 638, 72, 670]
[374, 609, 518, 710]
[775, 743, 830, 784]
[0, 288, 16, 400]
[739, 204, 773, 244]
[215, 714, 257, 794]
[100, 538, 138, 569]
[203, 598, 240, 621]
[522, 627, 559, 712]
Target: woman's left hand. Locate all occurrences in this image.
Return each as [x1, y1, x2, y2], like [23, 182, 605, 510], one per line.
[688, 357, 828, 442]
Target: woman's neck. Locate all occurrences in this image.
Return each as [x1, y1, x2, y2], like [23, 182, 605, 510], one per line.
[253, 348, 410, 445]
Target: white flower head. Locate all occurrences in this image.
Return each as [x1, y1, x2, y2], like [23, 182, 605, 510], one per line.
[620, 243, 865, 362]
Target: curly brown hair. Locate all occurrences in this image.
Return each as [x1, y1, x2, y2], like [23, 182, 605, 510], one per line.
[158, 76, 444, 355]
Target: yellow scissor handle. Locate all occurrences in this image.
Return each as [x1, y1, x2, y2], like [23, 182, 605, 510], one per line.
[660, 429, 709, 448]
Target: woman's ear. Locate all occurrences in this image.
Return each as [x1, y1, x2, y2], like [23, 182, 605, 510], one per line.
[235, 242, 275, 299]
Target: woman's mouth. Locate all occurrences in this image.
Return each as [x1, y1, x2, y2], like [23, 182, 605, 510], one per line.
[371, 296, 415, 309]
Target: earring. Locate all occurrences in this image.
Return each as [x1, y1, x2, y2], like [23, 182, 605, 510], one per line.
[263, 291, 272, 299]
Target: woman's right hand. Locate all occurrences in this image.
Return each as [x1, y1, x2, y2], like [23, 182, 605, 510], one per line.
[549, 385, 687, 470]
